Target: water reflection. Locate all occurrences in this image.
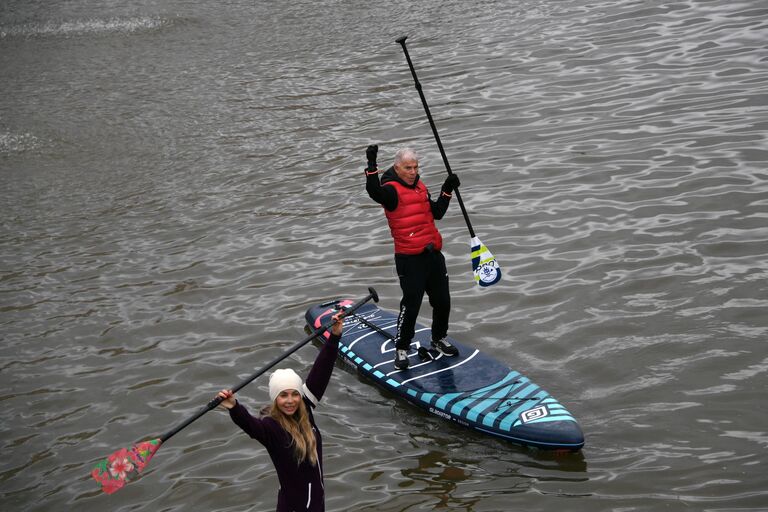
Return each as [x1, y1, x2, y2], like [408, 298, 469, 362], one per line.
[388, 446, 588, 510]
[400, 450, 481, 509]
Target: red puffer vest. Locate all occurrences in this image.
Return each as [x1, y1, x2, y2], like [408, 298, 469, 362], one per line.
[384, 180, 442, 255]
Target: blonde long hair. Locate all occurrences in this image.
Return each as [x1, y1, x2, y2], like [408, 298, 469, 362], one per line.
[270, 398, 318, 466]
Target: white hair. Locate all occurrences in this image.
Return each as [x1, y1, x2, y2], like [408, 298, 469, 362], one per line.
[394, 148, 419, 166]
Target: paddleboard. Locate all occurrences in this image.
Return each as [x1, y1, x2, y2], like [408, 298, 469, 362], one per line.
[305, 299, 584, 451]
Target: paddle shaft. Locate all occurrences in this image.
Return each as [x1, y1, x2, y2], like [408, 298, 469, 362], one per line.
[159, 288, 379, 443]
[349, 311, 438, 362]
[348, 312, 394, 342]
[396, 35, 476, 238]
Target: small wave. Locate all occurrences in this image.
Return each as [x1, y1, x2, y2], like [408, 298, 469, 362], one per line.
[0, 131, 42, 154]
[0, 16, 171, 39]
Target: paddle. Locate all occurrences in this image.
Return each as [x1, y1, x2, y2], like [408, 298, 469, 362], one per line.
[346, 310, 438, 362]
[395, 35, 501, 287]
[91, 287, 379, 494]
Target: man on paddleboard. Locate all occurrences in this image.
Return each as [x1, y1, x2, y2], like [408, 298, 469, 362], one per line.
[364, 144, 460, 370]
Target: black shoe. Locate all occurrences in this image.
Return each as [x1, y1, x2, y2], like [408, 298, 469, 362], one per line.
[394, 349, 410, 370]
[417, 346, 438, 361]
[431, 338, 459, 357]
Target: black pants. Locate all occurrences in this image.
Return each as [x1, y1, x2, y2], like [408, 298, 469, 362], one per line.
[394, 249, 450, 350]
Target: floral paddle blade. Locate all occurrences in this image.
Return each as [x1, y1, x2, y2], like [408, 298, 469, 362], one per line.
[91, 439, 162, 494]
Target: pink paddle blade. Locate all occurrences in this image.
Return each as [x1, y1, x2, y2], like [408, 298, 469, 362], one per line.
[91, 439, 162, 494]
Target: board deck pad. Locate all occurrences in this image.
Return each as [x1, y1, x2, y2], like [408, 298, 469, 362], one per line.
[306, 300, 584, 450]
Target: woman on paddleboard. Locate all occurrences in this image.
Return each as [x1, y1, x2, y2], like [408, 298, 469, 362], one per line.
[216, 313, 343, 512]
[364, 144, 461, 370]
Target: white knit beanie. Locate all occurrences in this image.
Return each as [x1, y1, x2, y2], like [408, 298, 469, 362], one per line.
[269, 368, 304, 402]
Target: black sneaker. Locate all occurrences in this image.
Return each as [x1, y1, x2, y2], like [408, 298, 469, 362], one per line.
[394, 349, 410, 370]
[431, 338, 459, 357]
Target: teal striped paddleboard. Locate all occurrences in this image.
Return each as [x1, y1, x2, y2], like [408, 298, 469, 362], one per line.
[305, 300, 584, 451]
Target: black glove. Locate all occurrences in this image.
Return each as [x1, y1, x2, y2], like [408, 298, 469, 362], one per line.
[442, 173, 461, 193]
[366, 144, 378, 171]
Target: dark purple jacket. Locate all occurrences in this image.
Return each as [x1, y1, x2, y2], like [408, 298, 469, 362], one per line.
[228, 333, 339, 511]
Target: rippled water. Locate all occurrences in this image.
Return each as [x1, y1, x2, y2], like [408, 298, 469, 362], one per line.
[2, 0, 767, 510]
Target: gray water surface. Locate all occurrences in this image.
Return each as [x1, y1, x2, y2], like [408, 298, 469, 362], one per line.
[2, 1, 767, 511]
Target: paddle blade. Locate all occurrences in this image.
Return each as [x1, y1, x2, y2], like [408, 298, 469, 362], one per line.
[470, 236, 501, 287]
[91, 438, 162, 494]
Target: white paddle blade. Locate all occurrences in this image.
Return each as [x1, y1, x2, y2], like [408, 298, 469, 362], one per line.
[470, 236, 501, 287]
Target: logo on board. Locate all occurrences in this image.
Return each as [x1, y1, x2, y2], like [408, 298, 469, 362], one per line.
[520, 405, 549, 424]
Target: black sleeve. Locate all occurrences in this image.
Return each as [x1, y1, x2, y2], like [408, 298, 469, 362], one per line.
[365, 170, 398, 211]
[430, 187, 452, 220]
[304, 332, 340, 405]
